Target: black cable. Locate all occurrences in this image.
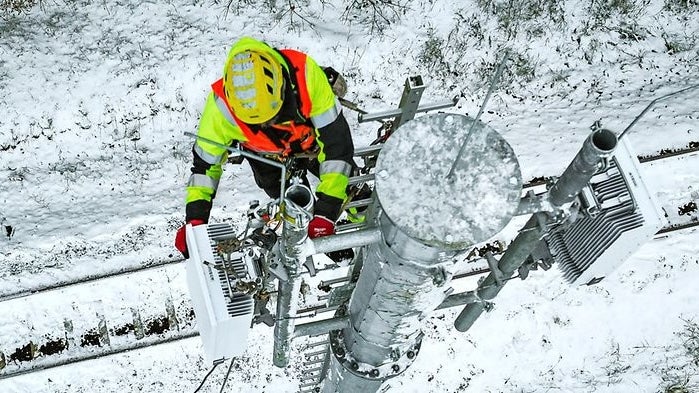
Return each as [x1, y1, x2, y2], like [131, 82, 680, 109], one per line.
[193, 358, 226, 393]
[219, 358, 236, 393]
[619, 82, 699, 140]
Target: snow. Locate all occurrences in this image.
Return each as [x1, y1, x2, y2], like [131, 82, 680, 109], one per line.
[376, 113, 522, 249]
[1, 0, 699, 392]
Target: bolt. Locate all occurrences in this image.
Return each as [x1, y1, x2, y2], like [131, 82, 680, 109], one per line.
[392, 364, 400, 373]
[336, 347, 345, 357]
[370, 369, 379, 377]
[270, 263, 278, 269]
[351, 361, 358, 370]
[407, 351, 415, 359]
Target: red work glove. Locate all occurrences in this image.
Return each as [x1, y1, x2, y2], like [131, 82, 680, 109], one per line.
[175, 219, 205, 259]
[308, 215, 335, 239]
[308, 216, 355, 263]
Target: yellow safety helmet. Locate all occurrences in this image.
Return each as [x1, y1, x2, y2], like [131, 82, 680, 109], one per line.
[223, 46, 285, 124]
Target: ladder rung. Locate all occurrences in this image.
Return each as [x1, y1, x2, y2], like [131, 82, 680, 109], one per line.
[348, 173, 375, 185]
[304, 348, 328, 357]
[300, 374, 321, 382]
[345, 198, 372, 209]
[304, 341, 329, 350]
[303, 366, 323, 374]
[354, 144, 383, 156]
[336, 221, 366, 233]
[303, 358, 325, 366]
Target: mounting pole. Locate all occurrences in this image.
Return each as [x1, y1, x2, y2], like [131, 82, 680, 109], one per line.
[272, 182, 314, 367]
[454, 128, 618, 332]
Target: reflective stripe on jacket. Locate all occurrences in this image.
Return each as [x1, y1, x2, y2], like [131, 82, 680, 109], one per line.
[185, 38, 350, 222]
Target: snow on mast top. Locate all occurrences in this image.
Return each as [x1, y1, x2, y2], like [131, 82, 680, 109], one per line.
[375, 113, 522, 250]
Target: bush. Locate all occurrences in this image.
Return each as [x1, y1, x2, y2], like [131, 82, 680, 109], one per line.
[476, 0, 565, 39]
[0, 0, 38, 15]
[664, 0, 699, 13]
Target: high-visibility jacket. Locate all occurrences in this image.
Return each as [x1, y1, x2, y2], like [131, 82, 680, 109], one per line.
[185, 38, 354, 223]
[209, 49, 318, 155]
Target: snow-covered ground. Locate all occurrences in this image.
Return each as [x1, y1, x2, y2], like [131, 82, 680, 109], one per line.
[1, 0, 698, 392]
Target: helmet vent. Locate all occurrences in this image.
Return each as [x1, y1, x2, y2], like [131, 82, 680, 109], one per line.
[222, 45, 284, 124]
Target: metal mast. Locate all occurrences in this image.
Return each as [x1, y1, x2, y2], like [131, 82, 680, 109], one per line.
[320, 113, 523, 392]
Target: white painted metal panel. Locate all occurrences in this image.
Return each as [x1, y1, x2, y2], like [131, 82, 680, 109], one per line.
[185, 224, 253, 363]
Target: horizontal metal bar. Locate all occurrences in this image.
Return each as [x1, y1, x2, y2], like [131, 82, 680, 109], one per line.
[358, 97, 458, 123]
[300, 374, 321, 381]
[304, 349, 329, 358]
[354, 144, 384, 156]
[310, 228, 381, 254]
[345, 198, 372, 210]
[348, 173, 375, 185]
[304, 340, 330, 349]
[319, 276, 351, 287]
[303, 366, 324, 374]
[436, 290, 478, 310]
[303, 358, 326, 366]
[0, 330, 201, 381]
[336, 221, 367, 233]
[453, 267, 491, 280]
[298, 304, 338, 315]
[294, 316, 350, 338]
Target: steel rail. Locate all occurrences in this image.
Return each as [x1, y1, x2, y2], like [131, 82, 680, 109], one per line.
[0, 218, 696, 381]
[1, 143, 696, 304]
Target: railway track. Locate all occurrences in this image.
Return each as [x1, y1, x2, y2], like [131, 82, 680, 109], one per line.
[0, 213, 695, 381]
[2, 141, 696, 304]
[0, 142, 696, 381]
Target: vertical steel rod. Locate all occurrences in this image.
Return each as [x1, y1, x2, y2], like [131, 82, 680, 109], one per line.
[446, 49, 510, 180]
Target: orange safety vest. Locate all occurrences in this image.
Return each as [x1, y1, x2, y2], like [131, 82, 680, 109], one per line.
[211, 49, 316, 156]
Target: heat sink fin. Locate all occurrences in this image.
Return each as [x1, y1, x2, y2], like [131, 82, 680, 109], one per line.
[185, 223, 255, 363]
[547, 138, 665, 285]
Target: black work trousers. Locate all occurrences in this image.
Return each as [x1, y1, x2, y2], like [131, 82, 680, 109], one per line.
[246, 156, 320, 199]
